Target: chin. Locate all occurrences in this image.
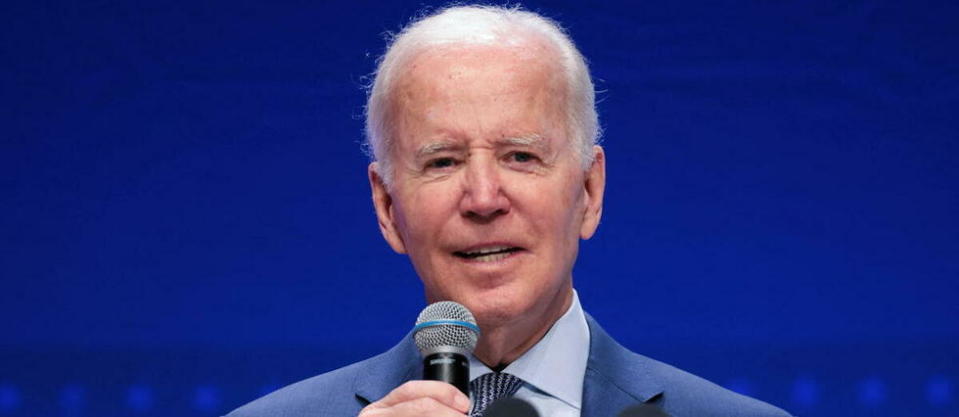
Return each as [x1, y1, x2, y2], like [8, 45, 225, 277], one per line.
[461, 290, 536, 329]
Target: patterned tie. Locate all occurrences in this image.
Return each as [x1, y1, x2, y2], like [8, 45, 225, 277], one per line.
[469, 372, 524, 417]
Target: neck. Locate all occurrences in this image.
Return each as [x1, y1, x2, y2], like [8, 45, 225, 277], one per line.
[472, 287, 573, 369]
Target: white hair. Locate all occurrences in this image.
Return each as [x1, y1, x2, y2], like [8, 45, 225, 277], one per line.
[364, 4, 600, 186]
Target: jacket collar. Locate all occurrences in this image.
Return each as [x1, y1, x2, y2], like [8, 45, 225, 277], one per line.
[582, 313, 665, 417]
[353, 332, 420, 405]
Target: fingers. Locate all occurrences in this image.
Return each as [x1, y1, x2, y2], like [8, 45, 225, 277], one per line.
[360, 397, 467, 416]
[359, 380, 470, 416]
[366, 380, 470, 411]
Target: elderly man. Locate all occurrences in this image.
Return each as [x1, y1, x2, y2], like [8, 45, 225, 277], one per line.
[228, 5, 791, 417]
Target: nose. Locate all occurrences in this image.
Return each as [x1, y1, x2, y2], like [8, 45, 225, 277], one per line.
[459, 157, 510, 221]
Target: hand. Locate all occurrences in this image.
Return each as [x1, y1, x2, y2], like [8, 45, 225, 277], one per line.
[359, 380, 471, 416]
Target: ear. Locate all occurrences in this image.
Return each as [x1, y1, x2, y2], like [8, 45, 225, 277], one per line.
[369, 162, 407, 254]
[579, 145, 606, 240]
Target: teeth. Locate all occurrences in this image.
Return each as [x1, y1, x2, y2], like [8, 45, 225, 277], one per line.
[463, 246, 511, 256]
[454, 246, 520, 262]
[470, 251, 513, 262]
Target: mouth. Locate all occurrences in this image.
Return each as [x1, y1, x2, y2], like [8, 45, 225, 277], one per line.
[453, 245, 524, 262]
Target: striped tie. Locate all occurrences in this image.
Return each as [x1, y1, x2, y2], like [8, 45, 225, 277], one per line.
[469, 372, 524, 417]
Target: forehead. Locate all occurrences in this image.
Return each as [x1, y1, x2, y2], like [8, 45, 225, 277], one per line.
[399, 41, 558, 86]
[386, 43, 569, 146]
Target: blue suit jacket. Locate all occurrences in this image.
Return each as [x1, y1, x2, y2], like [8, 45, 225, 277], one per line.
[227, 315, 792, 417]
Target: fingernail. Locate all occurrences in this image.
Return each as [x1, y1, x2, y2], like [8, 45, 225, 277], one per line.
[455, 394, 470, 411]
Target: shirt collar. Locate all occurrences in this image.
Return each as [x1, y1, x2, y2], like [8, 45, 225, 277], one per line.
[469, 290, 590, 409]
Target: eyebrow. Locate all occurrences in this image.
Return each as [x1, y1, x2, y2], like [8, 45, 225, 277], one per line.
[498, 134, 548, 151]
[413, 134, 550, 159]
[415, 142, 462, 159]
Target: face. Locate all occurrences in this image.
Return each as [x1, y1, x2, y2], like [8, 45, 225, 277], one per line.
[369, 44, 605, 328]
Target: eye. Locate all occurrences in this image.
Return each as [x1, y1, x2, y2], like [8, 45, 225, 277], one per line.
[509, 152, 537, 163]
[426, 157, 457, 169]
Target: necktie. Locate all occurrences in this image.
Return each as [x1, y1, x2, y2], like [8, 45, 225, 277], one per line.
[469, 372, 524, 417]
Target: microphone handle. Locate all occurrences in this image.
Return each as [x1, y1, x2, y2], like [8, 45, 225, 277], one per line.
[422, 351, 470, 394]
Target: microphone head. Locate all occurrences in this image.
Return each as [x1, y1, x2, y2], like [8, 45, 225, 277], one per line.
[484, 397, 540, 417]
[414, 301, 480, 356]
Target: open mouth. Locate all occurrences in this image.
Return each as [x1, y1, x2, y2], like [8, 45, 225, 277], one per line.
[453, 246, 523, 262]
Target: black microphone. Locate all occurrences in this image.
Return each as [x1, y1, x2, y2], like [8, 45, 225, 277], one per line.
[484, 397, 540, 417]
[617, 404, 672, 417]
[413, 301, 481, 394]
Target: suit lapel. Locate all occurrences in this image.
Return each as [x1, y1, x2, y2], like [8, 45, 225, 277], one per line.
[353, 333, 420, 406]
[582, 314, 664, 417]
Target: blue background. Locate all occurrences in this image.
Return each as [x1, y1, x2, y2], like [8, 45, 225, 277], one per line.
[2, 1, 957, 416]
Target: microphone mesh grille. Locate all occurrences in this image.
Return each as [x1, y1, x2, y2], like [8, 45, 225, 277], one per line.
[414, 301, 479, 355]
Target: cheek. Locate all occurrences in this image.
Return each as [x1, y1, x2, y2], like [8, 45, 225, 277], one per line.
[541, 179, 584, 226]
[395, 186, 456, 244]
[548, 181, 588, 254]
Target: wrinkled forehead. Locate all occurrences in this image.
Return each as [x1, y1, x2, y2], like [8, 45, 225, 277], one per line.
[406, 44, 559, 87]
[402, 37, 563, 87]
[385, 43, 570, 143]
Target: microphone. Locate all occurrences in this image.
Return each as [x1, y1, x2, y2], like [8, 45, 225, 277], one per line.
[617, 404, 672, 417]
[413, 301, 481, 394]
[484, 398, 540, 417]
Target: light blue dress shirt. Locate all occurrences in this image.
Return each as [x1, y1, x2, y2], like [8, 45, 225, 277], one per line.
[469, 290, 590, 417]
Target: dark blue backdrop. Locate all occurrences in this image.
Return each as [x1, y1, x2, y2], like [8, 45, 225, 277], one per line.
[2, 1, 957, 416]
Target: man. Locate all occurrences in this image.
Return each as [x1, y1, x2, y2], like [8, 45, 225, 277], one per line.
[228, 5, 792, 417]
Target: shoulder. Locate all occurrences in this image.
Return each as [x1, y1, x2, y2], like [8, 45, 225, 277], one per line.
[224, 359, 369, 417]
[635, 352, 793, 417]
[584, 314, 792, 417]
[224, 335, 419, 417]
